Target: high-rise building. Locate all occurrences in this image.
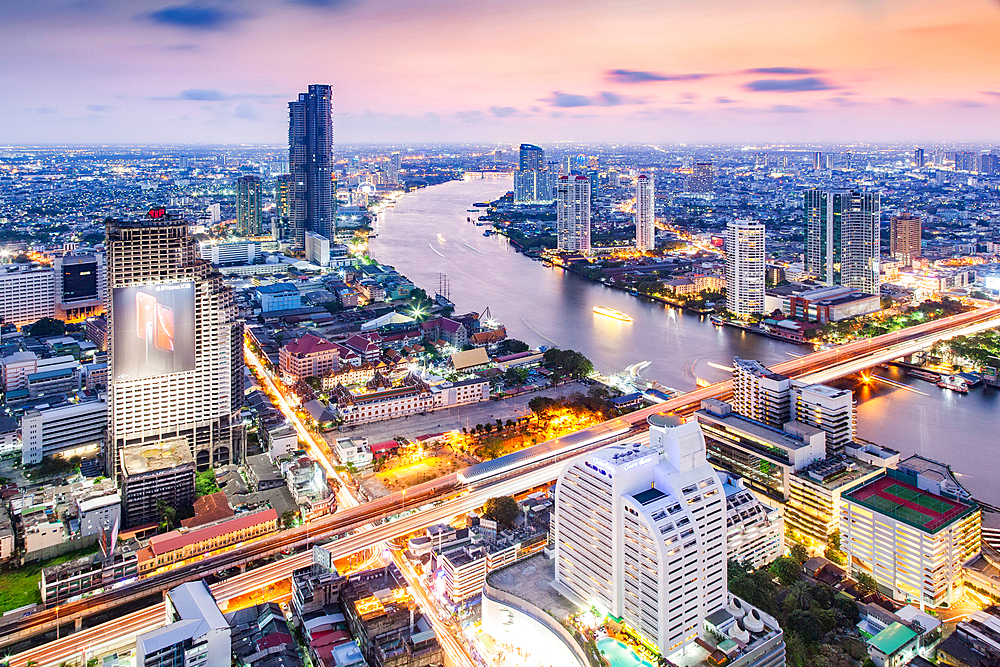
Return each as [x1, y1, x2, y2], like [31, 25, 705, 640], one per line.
[0, 264, 56, 326]
[804, 189, 881, 295]
[554, 414, 727, 656]
[386, 151, 401, 185]
[913, 148, 925, 169]
[792, 383, 855, 457]
[514, 143, 555, 203]
[686, 162, 715, 194]
[206, 203, 221, 226]
[890, 212, 921, 266]
[121, 437, 195, 529]
[725, 220, 765, 317]
[731, 358, 792, 428]
[274, 173, 292, 240]
[289, 84, 335, 249]
[235, 175, 263, 237]
[556, 175, 591, 253]
[106, 210, 243, 476]
[54, 250, 106, 321]
[813, 152, 823, 170]
[305, 231, 331, 267]
[635, 174, 655, 252]
[136, 581, 231, 667]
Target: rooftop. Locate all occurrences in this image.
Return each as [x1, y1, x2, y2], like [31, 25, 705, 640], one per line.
[868, 622, 917, 656]
[121, 437, 194, 476]
[844, 468, 977, 533]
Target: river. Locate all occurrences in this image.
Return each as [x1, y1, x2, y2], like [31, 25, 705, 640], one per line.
[369, 176, 1000, 505]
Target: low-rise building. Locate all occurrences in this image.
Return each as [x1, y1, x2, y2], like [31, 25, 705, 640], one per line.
[765, 283, 881, 323]
[786, 455, 882, 545]
[866, 622, 919, 667]
[430, 377, 490, 408]
[722, 472, 784, 569]
[20, 394, 106, 465]
[332, 375, 435, 426]
[284, 455, 335, 520]
[936, 609, 1000, 667]
[136, 581, 231, 667]
[257, 283, 303, 313]
[280, 333, 341, 381]
[334, 437, 373, 468]
[41, 541, 140, 607]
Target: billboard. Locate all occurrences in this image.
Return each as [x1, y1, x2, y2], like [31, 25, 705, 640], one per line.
[113, 283, 196, 380]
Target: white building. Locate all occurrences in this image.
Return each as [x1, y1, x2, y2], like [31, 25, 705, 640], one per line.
[792, 383, 855, 457]
[0, 264, 56, 326]
[198, 241, 261, 266]
[731, 357, 792, 428]
[554, 414, 727, 657]
[556, 175, 591, 253]
[304, 231, 331, 267]
[136, 581, 231, 667]
[333, 437, 373, 468]
[430, 378, 490, 408]
[21, 396, 107, 465]
[721, 472, 783, 569]
[77, 492, 122, 537]
[635, 174, 655, 252]
[725, 219, 765, 317]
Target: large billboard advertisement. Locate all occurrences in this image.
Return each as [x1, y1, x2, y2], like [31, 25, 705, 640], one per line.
[113, 283, 196, 380]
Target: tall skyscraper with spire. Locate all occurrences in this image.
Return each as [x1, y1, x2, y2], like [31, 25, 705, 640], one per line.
[635, 174, 655, 252]
[288, 84, 335, 249]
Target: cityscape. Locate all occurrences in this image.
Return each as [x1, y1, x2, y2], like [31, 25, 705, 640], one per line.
[4, 2, 1000, 667]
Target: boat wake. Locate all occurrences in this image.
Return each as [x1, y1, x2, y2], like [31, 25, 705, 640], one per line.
[428, 243, 445, 258]
[519, 317, 556, 345]
[463, 242, 482, 253]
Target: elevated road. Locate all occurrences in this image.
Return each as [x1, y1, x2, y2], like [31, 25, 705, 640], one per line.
[7, 304, 1000, 666]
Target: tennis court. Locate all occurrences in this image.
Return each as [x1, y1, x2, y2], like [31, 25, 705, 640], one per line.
[848, 475, 967, 532]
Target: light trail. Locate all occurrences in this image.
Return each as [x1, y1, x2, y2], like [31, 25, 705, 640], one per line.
[869, 374, 928, 395]
[707, 361, 734, 373]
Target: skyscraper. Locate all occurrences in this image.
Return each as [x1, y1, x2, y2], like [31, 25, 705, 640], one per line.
[554, 414, 727, 656]
[731, 358, 792, 428]
[686, 162, 715, 194]
[813, 151, 823, 171]
[890, 212, 921, 266]
[274, 174, 292, 241]
[556, 175, 590, 252]
[804, 189, 881, 295]
[635, 174, 655, 252]
[514, 143, 554, 203]
[288, 84, 335, 249]
[913, 148, 925, 169]
[106, 210, 243, 476]
[725, 219, 765, 317]
[792, 383, 855, 457]
[236, 175, 263, 237]
[386, 151, 401, 185]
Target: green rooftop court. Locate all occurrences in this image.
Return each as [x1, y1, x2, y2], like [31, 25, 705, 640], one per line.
[845, 468, 977, 533]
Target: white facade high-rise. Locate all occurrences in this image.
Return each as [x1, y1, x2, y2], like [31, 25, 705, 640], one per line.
[635, 174, 655, 252]
[556, 175, 591, 253]
[725, 219, 765, 317]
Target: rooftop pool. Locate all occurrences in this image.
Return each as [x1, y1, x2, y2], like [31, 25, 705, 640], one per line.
[596, 637, 655, 667]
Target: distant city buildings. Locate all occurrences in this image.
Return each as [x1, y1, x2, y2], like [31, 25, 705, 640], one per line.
[514, 143, 555, 204]
[725, 219, 765, 317]
[804, 189, 881, 295]
[288, 84, 335, 248]
[686, 162, 715, 194]
[556, 175, 591, 253]
[890, 212, 922, 267]
[236, 175, 263, 237]
[635, 173, 655, 252]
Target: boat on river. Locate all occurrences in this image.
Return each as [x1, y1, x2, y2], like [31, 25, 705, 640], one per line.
[937, 375, 969, 393]
[593, 306, 633, 322]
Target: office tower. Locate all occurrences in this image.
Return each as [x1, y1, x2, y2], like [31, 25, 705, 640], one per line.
[179, 156, 190, 170]
[305, 231, 331, 267]
[914, 148, 925, 168]
[890, 212, 921, 266]
[136, 581, 231, 667]
[954, 151, 977, 173]
[804, 189, 881, 295]
[199, 241, 260, 266]
[792, 383, 855, 456]
[585, 169, 599, 204]
[731, 358, 792, 428]
[813, 151, 823, 170]
[725, 220, 765, 317]
[206, 203, 221, 225]
[289, 84, 335, 249]
[686, 162, 715, 194]
[635, 174, 655, 252]
[53, 250, 106, 321]
[556, 175, 591, 252]
[562, 155, 573, 175]
[554, 414, 727, 656]
[106, 210, 244, 477]
[235, 175, 263, 237]
[515, 143, 554, 203]
[386, 151, 401, 185]
[0, 264, 56, 326]
[841, 457, 980, 610]
[755, 152, 769, 169]
[274, 174, 292, 240]
[121, 437, 195, 528]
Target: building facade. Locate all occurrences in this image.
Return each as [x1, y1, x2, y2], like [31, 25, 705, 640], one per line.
[305, 231, 331, 267]
[725, 219, 766, 317]
[236, 175, 263, 237]
[554, 414, 726, 656]
[635, 174, 655, 252]
[54, 250, 106, 321]
[136, 581, 231, 667]
[21, 396, 107, 465]
[804, 189, 881, 295]
[0, 264, 56, 326]
[106, 212, 243, 474]
[120, 438, 196, 529]
[288, 84, 335, 248]
[792, 383, 855, 457]
[890, 212, 921, 266]
[556, 175, 591, 253]
[731, 358, 792, 428]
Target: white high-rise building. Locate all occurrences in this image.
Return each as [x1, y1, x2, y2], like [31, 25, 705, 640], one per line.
[305, 231, 331, 267]
[0, 264, 56, 326]
[554, 414, 727, 656]
[635, 174, 655, 252]
[725, 219, 765, 317]
[731, 358, 792, 428]
[556, 175, 591, 253]
[106, 211, 244, 476]
[792, 383, 855, 457]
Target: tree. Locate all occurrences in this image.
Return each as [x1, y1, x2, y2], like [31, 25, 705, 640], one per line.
[482, 496, 519, 528]
[157, 500, 177, 533]
[789, 543, 809, 564]
[855, 572, 879, 596]
[785, 581, 813, 610]
[29, 317, 66, 338]
[496, 339, 529, 356]
[195, 469, 219, 497]
[281, 509, 297, 530]
[503, 366, 529, 388]
[304, 376, 322, 391]
[528, 396, 557, 415]
[769, 556, 802, 586]
[824, 529, 847, 565]
[542, 348, 593, 383]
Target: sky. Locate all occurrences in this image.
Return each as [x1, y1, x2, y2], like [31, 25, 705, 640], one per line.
[3, 0, 1000, 145]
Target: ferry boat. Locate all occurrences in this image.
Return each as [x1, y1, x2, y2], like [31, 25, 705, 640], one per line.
[695, 377, 711, 388]
[710, 315, 726, 327]
[937, 375, 969, 393]
[593, 306, 633, 322]
[907, 369, 940, 383]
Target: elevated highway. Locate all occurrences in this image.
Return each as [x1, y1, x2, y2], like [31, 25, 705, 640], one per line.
[7, 304, 1000, 666]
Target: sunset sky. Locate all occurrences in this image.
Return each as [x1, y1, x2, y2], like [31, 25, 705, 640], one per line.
[4, 0, 1000, 144]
